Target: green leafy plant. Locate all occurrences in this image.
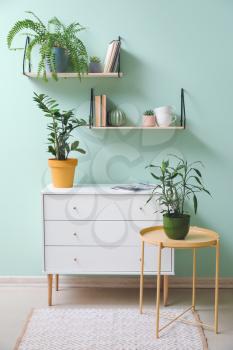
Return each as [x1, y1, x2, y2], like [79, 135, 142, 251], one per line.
[146, 155, 211, 216]
[144, 110, 154, 116]
[33, 92, 87, 160]
[90, 56, 101, 63]
[7, 11, 88, 81]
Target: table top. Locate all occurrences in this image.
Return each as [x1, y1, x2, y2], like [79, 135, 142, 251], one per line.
[140, 226, 219, 248]
[42, 184, 154, 195]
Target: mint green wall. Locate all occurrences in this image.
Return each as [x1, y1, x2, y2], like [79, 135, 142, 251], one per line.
[0, 0, 232, 277]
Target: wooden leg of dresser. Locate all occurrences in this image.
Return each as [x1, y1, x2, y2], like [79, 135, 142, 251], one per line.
[163, 275, 169, 306]
[55, 274, 59, 291]
[48, 274, 53, 306]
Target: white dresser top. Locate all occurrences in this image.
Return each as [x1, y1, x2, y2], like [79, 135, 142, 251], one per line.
[42, 184, 154, 195]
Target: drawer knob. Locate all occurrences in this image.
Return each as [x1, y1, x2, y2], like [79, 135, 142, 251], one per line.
[73, 258, 78, 262]
[73, 232, 78, 236]
[73, 206, 77, 210]
[140, 207, 143, 211]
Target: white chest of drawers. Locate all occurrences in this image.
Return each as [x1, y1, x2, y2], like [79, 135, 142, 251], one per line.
[42, 185, 174, 305]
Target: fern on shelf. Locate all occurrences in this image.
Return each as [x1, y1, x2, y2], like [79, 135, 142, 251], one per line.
[7, 11, 88, 81]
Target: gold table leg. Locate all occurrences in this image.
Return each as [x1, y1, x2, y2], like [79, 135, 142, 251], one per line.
[139, 241, 144, 314]
[192, 248, 196, 311]
[163, 275, 169, 306]
[48, 274, 53, 306]
[214, 240, 220, 333]
[55, 274, 59, 291]
[156, 243, 162, 338]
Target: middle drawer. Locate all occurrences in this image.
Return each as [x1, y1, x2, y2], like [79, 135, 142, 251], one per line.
[44, 220, 160, 247]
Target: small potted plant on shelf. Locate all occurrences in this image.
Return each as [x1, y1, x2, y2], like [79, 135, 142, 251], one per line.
[89, 56, 102, 73]
[142, 110, 156, 127]
[33, 92, 87, 188]
[146, 155, 211, 240]
[7, 11, 88, 81]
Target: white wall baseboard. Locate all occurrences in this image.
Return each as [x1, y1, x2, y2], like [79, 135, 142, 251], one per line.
[0, 276, 232, 289]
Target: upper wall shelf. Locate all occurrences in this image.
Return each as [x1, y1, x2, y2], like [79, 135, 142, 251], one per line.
[25, 72, 123, 78]
[23, 36, 122, 79]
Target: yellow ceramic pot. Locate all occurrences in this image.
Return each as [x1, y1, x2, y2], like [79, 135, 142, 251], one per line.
[48, 158, 78, 188]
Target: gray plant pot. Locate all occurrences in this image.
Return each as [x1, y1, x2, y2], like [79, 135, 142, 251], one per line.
[89, 62, 102, 73]
[46, 47, 69, 73]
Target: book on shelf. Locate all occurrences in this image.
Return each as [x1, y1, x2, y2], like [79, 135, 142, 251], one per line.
[95, 95, 101, 127]
[104, 41, 115, 73]
[104, 39, 121, 73]
[110, 41, 121, 72]
[94, 94, 107, 127]
[112, 51, 120, 72]
[101, 95, 107, 127]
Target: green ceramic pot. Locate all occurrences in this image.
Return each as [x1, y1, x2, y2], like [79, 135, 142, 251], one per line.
[109, 109, 126, 126]
[163, 214, 190, 240]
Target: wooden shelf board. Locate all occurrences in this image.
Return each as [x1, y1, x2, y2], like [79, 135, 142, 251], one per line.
[25, 72, 123, 78]
[91, 126, 184, 130]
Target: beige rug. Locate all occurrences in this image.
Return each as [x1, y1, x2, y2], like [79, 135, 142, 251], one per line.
[15, 308, 208, 350]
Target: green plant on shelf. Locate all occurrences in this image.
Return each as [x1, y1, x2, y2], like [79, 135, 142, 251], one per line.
[33, 92, 87, 160]
[7, 11, 88, 81]
[90, 56, 101, 63]
[143, 110, 154, 116]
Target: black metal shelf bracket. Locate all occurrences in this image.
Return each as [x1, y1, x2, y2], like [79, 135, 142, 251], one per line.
[23, 36, 31, 76]
[180, 88, 186, 128]
[89, 88, 94, 129]
[118, 36, 121, 78]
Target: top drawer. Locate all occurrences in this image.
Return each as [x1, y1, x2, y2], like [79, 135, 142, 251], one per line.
[43, 194, 161, 221]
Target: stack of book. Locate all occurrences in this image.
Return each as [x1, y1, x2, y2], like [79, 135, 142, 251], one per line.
[104, 39, 121, 73]
[94, 95, 107, 127]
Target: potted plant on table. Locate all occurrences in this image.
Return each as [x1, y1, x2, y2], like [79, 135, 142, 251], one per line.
[146, 155, 211, 240]
[33, 92, 86, 188]
[89, 56, 102, 73]
[142, 110, 156, 127]
[7, 11, 88, 81]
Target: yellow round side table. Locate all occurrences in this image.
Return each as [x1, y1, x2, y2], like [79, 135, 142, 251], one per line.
[139, 226, 220, 338]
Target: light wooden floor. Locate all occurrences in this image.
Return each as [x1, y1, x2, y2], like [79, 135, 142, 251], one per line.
[0, 286, 232, 350]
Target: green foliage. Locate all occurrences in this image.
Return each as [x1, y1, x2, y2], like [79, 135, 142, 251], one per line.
[90, 56, 101, 63]
[144, 110, 154, 116]
[7, 11, 88, 81]
[146, 155, 211, 217]
[33, 92, 87, 160]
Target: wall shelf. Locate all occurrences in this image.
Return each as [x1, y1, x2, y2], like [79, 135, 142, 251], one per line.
[24, 72, 123, 78]
[23, 36, 122, 79]
[89, 88, 187, 129]
[91, 126, 184, 130]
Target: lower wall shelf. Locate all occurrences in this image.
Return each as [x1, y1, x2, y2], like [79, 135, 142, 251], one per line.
[91, 126, 185, 130]
[89, 88, 187, 130]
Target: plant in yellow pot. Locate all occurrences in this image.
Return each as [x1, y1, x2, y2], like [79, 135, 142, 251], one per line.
[34, 92, 86, 188]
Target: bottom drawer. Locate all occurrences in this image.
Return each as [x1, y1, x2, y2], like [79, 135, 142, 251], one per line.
[44, 246, 173, 274]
